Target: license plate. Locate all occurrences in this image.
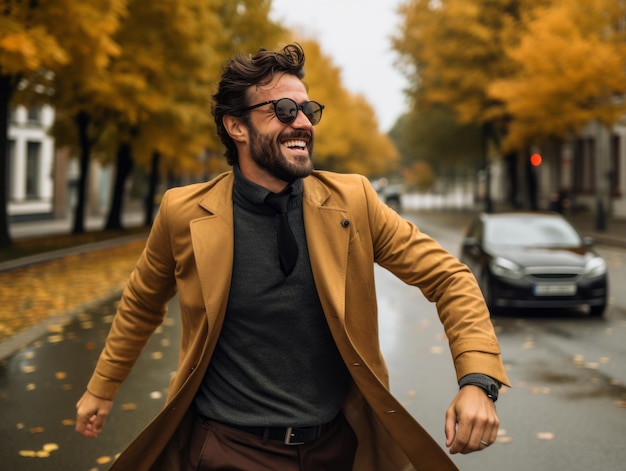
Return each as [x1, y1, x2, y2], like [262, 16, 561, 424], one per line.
[534, 284, 577, 296]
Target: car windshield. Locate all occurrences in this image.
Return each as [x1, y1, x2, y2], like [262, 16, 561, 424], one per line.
[484, 216, 582, 247]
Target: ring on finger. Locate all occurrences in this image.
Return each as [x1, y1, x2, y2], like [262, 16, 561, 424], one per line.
[480, 440, 489, 446]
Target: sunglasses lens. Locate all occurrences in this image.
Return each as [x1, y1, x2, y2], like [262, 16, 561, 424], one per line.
[304, 101, 323, 125]
[275, 98, 298, 123]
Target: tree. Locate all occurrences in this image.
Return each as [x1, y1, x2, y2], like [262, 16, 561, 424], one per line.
[489, 0, 626, 151]
[392, 0, 550, 209]
[0, 0, 125, 246]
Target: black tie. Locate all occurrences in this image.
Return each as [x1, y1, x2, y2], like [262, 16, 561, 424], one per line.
[265, 188, 299, 276]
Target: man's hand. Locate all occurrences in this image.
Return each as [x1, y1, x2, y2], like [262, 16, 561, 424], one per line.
[75, 390, 113, 438]
[445, 385, 499, 454]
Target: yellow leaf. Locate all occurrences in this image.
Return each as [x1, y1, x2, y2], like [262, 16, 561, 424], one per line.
[55, 372, 67, 380]
[96, 456, 112, 465]
[121, 403, 137, 411]
[43, 443, 59, 452]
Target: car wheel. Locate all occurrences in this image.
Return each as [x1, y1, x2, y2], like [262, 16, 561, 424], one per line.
[589, 304, 606, 317]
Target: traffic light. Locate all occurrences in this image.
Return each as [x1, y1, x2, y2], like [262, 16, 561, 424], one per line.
[530, 153, 542, 167]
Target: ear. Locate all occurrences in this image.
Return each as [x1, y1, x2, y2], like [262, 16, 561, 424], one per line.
[222, 115, 248, 144]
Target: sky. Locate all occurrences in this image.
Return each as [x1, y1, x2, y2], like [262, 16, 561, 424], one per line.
[269, 0, 408, 132]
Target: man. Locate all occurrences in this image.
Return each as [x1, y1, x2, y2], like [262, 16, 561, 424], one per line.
[76, 43, 509, 471]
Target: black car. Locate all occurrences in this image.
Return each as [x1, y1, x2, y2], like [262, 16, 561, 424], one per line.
[460, 211, 608, 317]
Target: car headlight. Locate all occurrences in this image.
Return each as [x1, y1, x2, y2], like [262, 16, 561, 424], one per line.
[583, 257, 607, 279]
[490, 257, 524, 279]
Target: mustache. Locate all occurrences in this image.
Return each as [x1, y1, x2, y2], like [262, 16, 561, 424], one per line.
[280, 130, 312, 140]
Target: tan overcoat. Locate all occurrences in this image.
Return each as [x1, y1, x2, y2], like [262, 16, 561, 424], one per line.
[87, 170, 509, 471]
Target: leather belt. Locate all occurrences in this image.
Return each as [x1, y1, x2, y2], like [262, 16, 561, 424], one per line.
[226, 417, 337, 445]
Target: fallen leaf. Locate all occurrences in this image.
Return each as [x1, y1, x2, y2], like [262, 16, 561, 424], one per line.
[150, 391, 163, 400]
[429, 346, 443, 354]
[19, 450, 36, 457]
[615, 401, 626, 408]
[96, 456, 112, 465]
[121, 403, 137, 411]
[22, 365, 36, 373]
[35, 450, 50, 458]
[161, 338, 170, 347]
[537, 432, 554, 440]
[85, 342, 97, 350]
[62, 419, 75, 426]
[30, 427, 45, 434]
[48, 334, 63, 344]
[150, 351, 163, 360]
[530, 387, 551, 394]
[26, 383, 36, 391]
[43, 443, 59, 452]
[55, 372, 67, 380]
[496, 436, 513, 444]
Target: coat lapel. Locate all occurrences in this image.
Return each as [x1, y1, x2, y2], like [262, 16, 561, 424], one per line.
[189, 173, 234, 330]
[302, 177, 351, 323]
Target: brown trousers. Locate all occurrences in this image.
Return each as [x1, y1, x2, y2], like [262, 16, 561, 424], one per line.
[187, 414, 358, 471]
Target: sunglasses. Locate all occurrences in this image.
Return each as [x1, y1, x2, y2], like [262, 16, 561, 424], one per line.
[242, 97, 325, 126]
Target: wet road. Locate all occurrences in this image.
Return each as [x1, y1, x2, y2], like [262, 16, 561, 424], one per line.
[1, 212, 625, 470]
[389, 213, 626, 471]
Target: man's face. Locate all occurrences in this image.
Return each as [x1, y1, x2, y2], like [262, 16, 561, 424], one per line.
[245, 74, 315, 183]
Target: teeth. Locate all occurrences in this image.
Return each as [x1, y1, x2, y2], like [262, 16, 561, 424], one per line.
[284, 139, 306, 149]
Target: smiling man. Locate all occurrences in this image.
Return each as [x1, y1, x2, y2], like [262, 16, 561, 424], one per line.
[76, 43, 509, 471]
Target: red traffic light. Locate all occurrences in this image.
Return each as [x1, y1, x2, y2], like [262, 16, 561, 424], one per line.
[530, 153, 542, 167]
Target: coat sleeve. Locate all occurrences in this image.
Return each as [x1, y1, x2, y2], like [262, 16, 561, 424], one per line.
[86, 191, 178, 400]
[362, 177, 510, 387]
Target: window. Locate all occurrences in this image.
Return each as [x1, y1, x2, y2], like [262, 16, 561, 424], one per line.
[26, 141, 41, 199]
[27, 106, 42, 124]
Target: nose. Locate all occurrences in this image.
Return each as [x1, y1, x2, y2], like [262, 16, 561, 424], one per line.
[291, 107, 313, 128]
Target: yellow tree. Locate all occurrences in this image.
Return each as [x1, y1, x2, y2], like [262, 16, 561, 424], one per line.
[392, 0, 550, 208]
[489, 0, 626, 150]
[0, 0, 125, 246]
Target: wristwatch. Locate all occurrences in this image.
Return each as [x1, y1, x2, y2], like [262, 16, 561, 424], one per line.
[459, 373, 500, 402]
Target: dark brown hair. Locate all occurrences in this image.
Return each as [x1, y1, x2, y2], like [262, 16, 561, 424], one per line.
[212, 43, 306, 165]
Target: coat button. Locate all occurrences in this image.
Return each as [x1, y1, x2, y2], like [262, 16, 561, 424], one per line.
[341, 219, 350, 227]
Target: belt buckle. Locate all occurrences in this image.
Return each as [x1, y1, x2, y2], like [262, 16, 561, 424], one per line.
[284, 427, 305, 446]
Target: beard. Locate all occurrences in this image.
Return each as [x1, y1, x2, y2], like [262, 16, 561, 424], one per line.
[248, 124, 314, 183]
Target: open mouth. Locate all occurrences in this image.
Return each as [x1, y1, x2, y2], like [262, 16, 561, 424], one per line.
[282, 139, 308, 151]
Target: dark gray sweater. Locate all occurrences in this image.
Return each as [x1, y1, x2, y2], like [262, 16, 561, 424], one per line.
[194, 167, 349, 427]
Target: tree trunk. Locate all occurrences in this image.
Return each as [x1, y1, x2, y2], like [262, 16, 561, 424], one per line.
[105, 141, 133, 230]
[72, 111, 92, 234]
[144, 151, 160, 227]
[0, 74, 15, 248]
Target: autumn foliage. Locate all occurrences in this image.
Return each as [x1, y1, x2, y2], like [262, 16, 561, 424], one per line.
[393, 0, 626, 152]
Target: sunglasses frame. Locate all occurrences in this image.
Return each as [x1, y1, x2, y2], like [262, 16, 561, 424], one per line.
[242, 97, 325, 126]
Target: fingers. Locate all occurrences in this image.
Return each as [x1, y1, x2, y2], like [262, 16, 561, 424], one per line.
[75, 391, 113, 439]
[446, 386, 500, 454]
